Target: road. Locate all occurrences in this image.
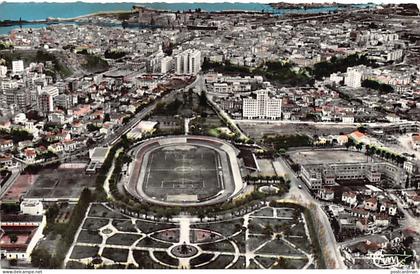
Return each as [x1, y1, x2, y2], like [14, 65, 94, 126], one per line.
[337, 228, 404, 248]
[389, 193, 420, 234]
[105, 76, 201, 146]
[0, 167, 20, 199]
[275, 157, 346, 269]
[198, 75, 248, 140]
[235, 119, 418, 127]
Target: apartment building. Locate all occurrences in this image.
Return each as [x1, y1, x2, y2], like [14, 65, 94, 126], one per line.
[175, 49, 201, 75]
[242, 90, 282, 120]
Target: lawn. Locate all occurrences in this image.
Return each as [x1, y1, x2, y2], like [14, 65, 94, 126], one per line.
[255, 256, 276, 268]
[257, 239, 304, 256]
[101, 247, 129, 263]
[191, 219, 243, 238]
[133, 250, 167, 269]
[136, 236, 173, 249]
[251, 207, 274, 217]
[229, 256, 246, 269]
[77, 229, 103, 244]
[106, 233, 141, 246]
[198, 254, 234, 269]
[88, 204, 128, 219]
[190, 253, 216, 268]
[230, 231, 246, 253]
[112, 219, 137, 232]
[82, 218, 109, 230]
[153, 251, 178, 267]
[136, 220, 177, 234]
[190, 229, 223, 244]
[70, 245, 99, 260]
[247, 235, 269, 252]
[151, 229, 180, 243]
[200, 239, 235, 253]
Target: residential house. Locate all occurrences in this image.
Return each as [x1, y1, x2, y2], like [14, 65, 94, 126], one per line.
[363, 197, 378, 211]
[320, 188, 335, 201]
[342, 191, 358, 206]
[23, 148, 37, 163]
[380, 201, 398, 216]
[0, 139, 13, 151]
[48, 143, 64, 154]
[356, 217, 376, 233]
[374, 213, 390, 227]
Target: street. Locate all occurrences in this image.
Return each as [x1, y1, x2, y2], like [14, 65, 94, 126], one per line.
[275, 157, 347, 269]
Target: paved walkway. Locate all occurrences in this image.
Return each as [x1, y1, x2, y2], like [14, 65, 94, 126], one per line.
[104, 148, 123, 199]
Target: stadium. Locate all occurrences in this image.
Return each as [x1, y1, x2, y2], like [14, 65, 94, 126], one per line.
[124, 136, 244, 206]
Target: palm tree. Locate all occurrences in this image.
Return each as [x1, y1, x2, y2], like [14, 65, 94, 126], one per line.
[198, 212, 205, 222]
[379, 150, 385, 158]
[370, 146, 376, 156]
[244, 175, 251, 183]
[390, 154, 397, 163]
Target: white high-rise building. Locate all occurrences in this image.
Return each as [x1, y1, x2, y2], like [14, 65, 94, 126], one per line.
[344, 65, 367, 88]
[0, 65, 7, 77]
[242, 90, 282, 120]
[188, 50, 201, 75]
[175, 49, 201, 75]
[40, 85, 59, 98]
[12, 60, 24, 74]
[39, 92, 54, 113]
[160, 56, 173, 74]
[36, 85, 59, 113]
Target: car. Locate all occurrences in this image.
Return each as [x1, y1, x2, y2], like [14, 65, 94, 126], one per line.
[298, 184, 302, 189]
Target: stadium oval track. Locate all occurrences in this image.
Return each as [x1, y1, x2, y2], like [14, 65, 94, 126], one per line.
[123, 135, 245, 207]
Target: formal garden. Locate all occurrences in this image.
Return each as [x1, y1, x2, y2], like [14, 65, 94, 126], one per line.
[65, 202, 317, 269]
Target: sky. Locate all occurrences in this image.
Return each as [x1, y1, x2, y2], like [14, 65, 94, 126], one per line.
[0, 0, 418, 4]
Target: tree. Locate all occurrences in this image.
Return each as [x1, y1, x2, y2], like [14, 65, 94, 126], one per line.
[9, 233, 18, 243]
[103, 113, 110, 122]
[46, 203, 60, 223]
[86, 124, 100, 132]
[199, 90, 207, 107]
[31, 248, 54, 268]
[263, 224, 273, 237]
[276, 257, 290, 269]
[197, 211, 205, 222]
[390, 153, 397, 163]
[402, 236, 414, 248]
[122, 116, 130, 124]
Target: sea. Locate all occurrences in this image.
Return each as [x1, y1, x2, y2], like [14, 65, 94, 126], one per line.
[0, 2, 374, 35]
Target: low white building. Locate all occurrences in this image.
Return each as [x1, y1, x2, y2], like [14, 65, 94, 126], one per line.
[20, 200, 44, 216]
[127, 121, 157, 140]
[12, 60, 24, 75]
[0, 213, 46, 262]
[89, 146, 111, 164]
